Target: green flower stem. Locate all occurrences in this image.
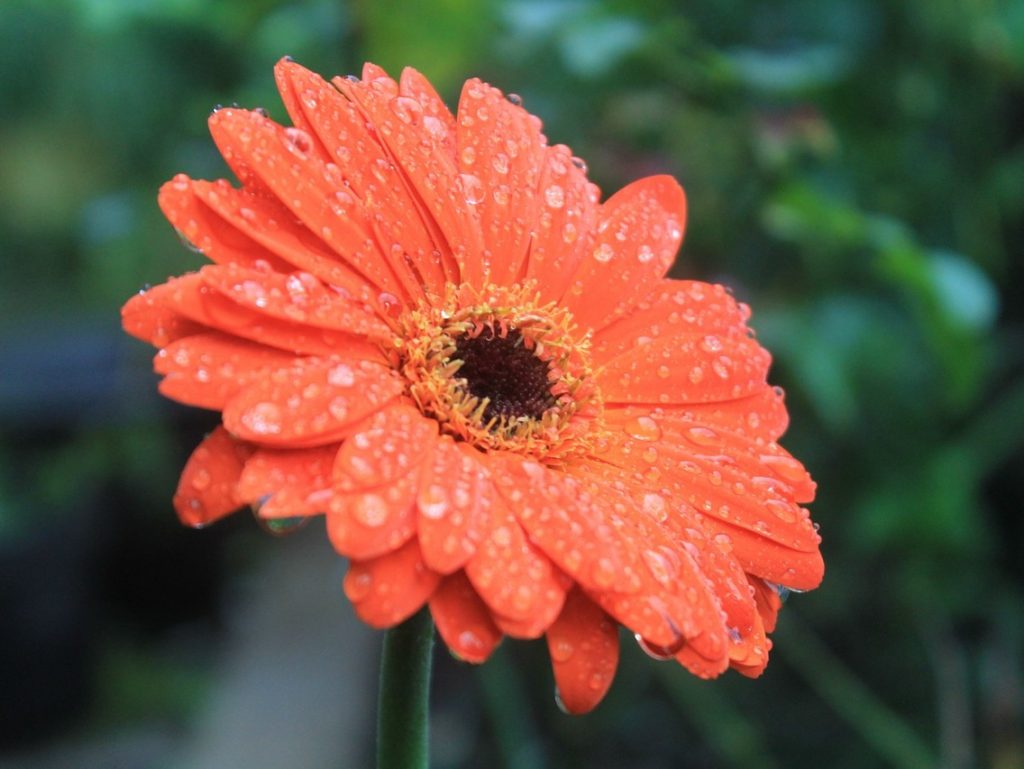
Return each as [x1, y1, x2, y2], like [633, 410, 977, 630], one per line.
[377, 608, 435, 769]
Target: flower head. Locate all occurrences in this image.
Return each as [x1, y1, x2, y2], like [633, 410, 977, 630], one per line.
[123, 59, 823, 714]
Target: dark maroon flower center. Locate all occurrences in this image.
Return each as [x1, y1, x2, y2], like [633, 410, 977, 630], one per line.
[453, 328, 556, 424]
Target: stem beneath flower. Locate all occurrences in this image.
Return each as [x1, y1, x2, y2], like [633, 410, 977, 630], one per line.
[377, 608, 435, 769]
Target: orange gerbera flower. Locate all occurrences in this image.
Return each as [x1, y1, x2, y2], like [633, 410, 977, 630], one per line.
[123, 59, 823, 714]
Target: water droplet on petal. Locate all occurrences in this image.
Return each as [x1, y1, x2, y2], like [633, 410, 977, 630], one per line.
[328, 363, 355, 387]
[685, 426, 720, 447]
[191, 469, 211, 491]
[624, 415, 662, 441]
[283, 127, 312, 156]
[419, 485, 449, 519]
[544, 184, 565, 208]
[353, 494, 389, 527]
[592, 243, 614, 263]
[550, 639, 574, 662]
[241, 402, 283, 435]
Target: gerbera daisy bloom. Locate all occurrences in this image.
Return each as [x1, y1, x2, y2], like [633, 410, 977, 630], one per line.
[123, 59, 823, 715]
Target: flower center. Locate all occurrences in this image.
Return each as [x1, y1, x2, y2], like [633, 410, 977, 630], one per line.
[394, 283, 604, 461]
[452, 328, 556, 423]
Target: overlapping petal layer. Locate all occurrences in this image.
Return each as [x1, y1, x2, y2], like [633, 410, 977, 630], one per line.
[123, 59, 823, 714]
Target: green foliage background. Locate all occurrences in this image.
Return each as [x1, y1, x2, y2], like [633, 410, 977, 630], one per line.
[1, 0, 1022, 767]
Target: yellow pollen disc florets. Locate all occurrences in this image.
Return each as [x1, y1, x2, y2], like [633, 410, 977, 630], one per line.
[393, 282, 605, 462]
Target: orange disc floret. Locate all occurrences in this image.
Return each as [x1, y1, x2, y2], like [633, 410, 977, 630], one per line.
[122, 58, 823, 714]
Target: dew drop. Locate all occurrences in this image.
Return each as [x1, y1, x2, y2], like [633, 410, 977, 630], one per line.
[191, 469, 211, 491]
[592, 557, 616, 588]
[389, 95, 423, 124]
[459, 173, 484, 205]
[353, 494, 389, 527]
[258, 515, 310, 536]
[685, 426, 720, 447]
[419, 485, 449, 519]
[635, 634, 681, 661]
[592, 243, 614, 263]
[642, 493, 667, 521]
[624, 415, 662, 441]
[283, 127, 312, 156]
[328, 397, 349, 420]
[544, 184, 565, 209]
[344, 569, 373, 601]
[241, 402, 283, 435]
[550, 639, 574, 663]
[637, 244, 654, 263]
[328, 363, 356, 387]
[760, 454, 807, 482]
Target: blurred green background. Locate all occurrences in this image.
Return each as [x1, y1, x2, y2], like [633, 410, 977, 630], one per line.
[1, 0, 1022, 767]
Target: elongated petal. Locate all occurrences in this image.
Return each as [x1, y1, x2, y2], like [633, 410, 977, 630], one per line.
[416, 439, 492, 574]
[546, 588, 619, 714]
[455, 78, 546, 286]
[429, 571, 503, 663]
[207, 107, 409, 303]
[237, 444, 338, 517]
[173, 427, 253, 527]
[333, 402, 438, 490]
[155, 332, 297, 410]
[466, 492, 567, 637]
[563, 176, 686, 331]
[200, 263, 392, 340]
[525, 145, 601, 301]
[274, 60, 449, 299]
[343, 538, 440, 628]
[591, 280, 749, 364]
[598, 330, 772, 405]
[335, 70, 484, 283]
[223, 359, 403, 446]
[326, 468, 420, 559]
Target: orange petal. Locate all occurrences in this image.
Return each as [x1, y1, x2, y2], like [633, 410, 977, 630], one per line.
[121, 281, 205, 348]
[343, 538, 441, 628]
[591, 279, 750, 364]
[333, 402, 438, 490]
[182, 178, 377, 302]
[141, 272, 385, 360]
[326, 468, 420, 559]
[417, 439, 491, 574]
[429, 571, 503, 663]
[454, 77, 545, 286]
[274, 60, 447, 299]
[173, 427, 253, 527]
[200, 263, 392, 340]
[465, 493, 567, 637]
[237, 444, 339, 517]
[157, 176, 293, 274]
[487, 455, 634, 592]
[727, 609, 772, 678]
[750, 576, 784, 633]
[490, 456, 720, 651]
[155, 332, 296, 410]
[207, 107, 409, 303]
[603, 409, 816, 503]
[223, 359, 403, 446]
[399, 66, 457, 158]
[525, 144, 601, 301]
[562, 175, 686, 332]
[597, 422, 822, 590]
[606, 389, 790, 445]
[597, 330, 772, 405]
[545, 588, 619, 714]
[335, 69, 484, 283]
